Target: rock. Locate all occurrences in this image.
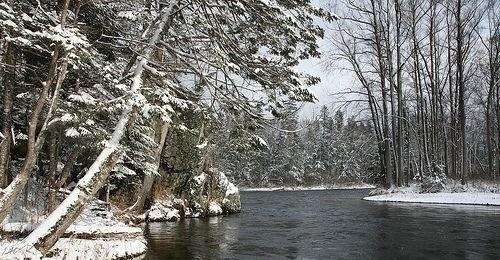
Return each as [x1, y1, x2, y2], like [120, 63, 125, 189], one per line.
[183, 170, 241, 217]
[146, 203, 180, 222]
[218, 172, 241, 214]
[208, 202, 223, 216]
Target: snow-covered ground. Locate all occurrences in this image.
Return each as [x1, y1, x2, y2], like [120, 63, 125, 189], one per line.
[364, 192, 500, 206]
[0, 237, 147, 260]
[241, 183, 375, 192]
[0, 200, 146, 259]
[364, 182, 500, 206]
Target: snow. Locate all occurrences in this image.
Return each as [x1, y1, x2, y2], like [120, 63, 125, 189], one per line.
[5, 36, 32, 47]
[0, 19, 17, 28]
[60, 113, 76, 122]
[21, 13, 32, 22]
[1, 222, 36, 233]
[364, 181, 500, 206]
[65, 127, 80, 137]
[2, 199, 146, 259]
[32, 25, 89, 50]
[117, 11, 137, 21]
[66, 225, 142, 236]
[364, 192, 500, 206]
[68, 92, 97, 105]
[0, 238, 147, 260]
[16, 92, 30, 98]
[15, 132, 28, 140]
[146, 202, 180, 222]
[193, 173, 207, 185]
[52, 238, 147, 260]
[208, 201, 223, 215]
[252, 135, 268, 148]
[114, 84, 128, 91]
[196, 141, 208, 149]
[219, 172, 238, 196]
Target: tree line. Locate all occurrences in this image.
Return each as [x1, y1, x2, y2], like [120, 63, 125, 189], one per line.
[329, 0, 499, 187]
[214, 104, 378, 187]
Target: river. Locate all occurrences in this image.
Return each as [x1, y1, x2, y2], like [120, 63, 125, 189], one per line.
[143, 189, 500, 259]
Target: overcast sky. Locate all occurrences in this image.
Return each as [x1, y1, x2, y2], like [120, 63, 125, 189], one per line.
[295, 0, 359, 119]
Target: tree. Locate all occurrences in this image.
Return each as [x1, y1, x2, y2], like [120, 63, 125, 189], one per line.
[0, 0, 334, 253]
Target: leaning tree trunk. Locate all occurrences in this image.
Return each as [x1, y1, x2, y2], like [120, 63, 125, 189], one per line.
[23, 4, 178, 253]
[127, 121, 170, 212]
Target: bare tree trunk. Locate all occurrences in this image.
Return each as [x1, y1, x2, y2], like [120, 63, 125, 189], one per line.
[0, 48, 62, 223]
[370, 0, 393, 188]
[385, 5, 399, 186]
[23, 3, 178, 252]
[0, 42, 15, 188]
[0, 0, 73, 223]
[446, 6, 457, 179]
[456, 0, 467, 185]
[394, 0, 404, 186]
[486, 85, 494, 178]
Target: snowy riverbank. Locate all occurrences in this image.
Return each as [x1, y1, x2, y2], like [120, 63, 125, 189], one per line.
[0, 200, 146, 260]
[363, 182, 500, 206]
[364, 192, 500, 206]
[240, 183, 375, 192]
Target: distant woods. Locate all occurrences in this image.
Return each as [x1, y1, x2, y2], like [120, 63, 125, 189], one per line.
[329, 0, 499, 187]
[214, 104, 378, 187]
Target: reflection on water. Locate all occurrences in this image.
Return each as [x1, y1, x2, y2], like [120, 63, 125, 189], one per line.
[143, 190, 500, 260]
[144, 216, 240, 260]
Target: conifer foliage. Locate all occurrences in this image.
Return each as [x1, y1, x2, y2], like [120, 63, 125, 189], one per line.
[0, 0, 333, 253]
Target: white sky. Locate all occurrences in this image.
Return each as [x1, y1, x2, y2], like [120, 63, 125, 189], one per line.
[296, 0, 357, 119]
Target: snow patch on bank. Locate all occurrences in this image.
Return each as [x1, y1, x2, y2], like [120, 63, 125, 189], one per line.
[363, 192, 500, 206]
[0, 237, 147, 260]
[0, 199, 146, 259]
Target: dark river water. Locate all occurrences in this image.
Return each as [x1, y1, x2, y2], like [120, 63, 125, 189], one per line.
[143, 189, 500, 260]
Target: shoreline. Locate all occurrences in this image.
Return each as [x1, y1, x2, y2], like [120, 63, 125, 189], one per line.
[240, 184, 376, 192]
[363, 192, 500, 206]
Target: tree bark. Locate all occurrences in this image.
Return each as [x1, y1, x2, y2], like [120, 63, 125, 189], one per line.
[456, 0, 467, 185]
[0, 42, 15, 188]
[0, 48, 61, 223]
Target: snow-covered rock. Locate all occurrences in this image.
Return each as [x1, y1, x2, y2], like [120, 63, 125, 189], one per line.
[187, 170, 241, 217]
[208, 202, 223, 216]
[146, 171, 241, 221]
[218, 172, 241, 214]
[146, 202, 180, 222]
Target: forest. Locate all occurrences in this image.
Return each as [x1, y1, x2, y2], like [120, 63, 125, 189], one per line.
[327, 0, 499, 189]
[214, 105, 378, 187]
[0, 0, 498, 259]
